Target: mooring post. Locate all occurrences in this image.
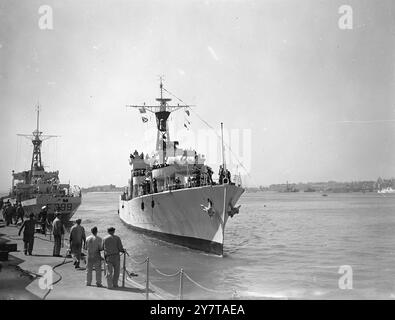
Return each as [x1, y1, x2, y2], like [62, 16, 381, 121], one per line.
[179, 268, 184, 300]
[122, 252, 126, 288]
[146, 257, 150, 300]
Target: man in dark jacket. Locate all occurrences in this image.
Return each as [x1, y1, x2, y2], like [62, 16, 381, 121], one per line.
[5, 203, 13, 226]
[18, 213, 36, 255]
[9, 203, 17, 225]
[15, 203, 25, 224]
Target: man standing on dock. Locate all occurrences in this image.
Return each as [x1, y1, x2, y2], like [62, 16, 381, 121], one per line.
[9, 203, 17, 225]
[52, 212, 64, 257]
[18, 213, 36, 255]
[15, 203, 25, 224]
[69, 219, 86, 269]
[38, 206, 48, 235]
[85, 226, 103, 287]
[102, 227, 125, 289]
[4, 202, 13, 226]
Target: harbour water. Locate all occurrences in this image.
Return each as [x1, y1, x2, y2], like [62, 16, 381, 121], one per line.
[74, 192, 395, 300]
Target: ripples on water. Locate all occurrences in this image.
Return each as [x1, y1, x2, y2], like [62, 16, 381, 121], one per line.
[73, 192, 395, 299]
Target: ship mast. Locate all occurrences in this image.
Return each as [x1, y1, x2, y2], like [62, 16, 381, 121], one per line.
[31, 105, 44, 171]
[126, 78, 190, 165]
[17, 105, 58, 178]
[221, 122, 226, 173]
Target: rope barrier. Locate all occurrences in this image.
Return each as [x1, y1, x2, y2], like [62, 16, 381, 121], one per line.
[121, 251, 238, 299]
[150, 261, 181, 277]
[183, 271, 237, 296]
[128, 256, 148, 265]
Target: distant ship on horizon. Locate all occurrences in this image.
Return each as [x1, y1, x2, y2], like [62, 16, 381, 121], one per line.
[378, 187, 395, 194]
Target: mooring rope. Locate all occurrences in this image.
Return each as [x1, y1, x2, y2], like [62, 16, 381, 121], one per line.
[42, 256, 73, 300]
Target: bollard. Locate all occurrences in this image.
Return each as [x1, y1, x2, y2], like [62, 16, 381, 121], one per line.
[122, 252, 126, 288]
[146, 257, 149, 300]
[179, 268, 184, 300]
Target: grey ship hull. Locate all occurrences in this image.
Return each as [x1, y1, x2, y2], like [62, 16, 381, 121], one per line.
[119, 184, 244, 255]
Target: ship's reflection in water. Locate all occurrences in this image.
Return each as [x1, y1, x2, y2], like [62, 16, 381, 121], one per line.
[74, 192, 395, 299]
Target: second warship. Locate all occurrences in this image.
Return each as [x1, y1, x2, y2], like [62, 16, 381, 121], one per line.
[8, 106, 82, 223]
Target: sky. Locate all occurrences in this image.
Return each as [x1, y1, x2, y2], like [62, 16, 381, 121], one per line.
[0, 0, 394, 191]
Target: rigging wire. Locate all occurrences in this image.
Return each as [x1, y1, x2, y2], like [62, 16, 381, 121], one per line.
[14, 135, 20, 171]
[162, 86, 255, 184]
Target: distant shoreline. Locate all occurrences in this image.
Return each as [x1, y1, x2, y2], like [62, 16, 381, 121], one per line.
[81, 191, 122, 194]
[80, 184, 125, 193]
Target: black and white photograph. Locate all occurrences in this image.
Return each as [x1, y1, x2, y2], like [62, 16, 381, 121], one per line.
[0, 0, 394, 307]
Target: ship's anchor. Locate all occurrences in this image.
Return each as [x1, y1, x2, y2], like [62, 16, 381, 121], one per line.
[227, 202, 241, 218]
[200, 198, 216, 218]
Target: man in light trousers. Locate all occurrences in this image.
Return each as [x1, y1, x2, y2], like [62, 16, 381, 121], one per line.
[52, 212, 64, 257]
[85, 226, 103, 287]
[102, 227, 125, 289]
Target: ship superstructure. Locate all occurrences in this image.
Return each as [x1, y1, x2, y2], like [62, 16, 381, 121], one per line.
[119, 80, 244, 255]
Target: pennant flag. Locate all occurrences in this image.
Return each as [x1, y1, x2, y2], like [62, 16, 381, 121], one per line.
[142, 116, 148, 123]
[139, 107, 146, 114]
[185, 110, 190, 116]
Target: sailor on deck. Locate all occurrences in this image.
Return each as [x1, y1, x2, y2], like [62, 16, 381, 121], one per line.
[102, 227, 125, 289]
[219, 165, 224, 184]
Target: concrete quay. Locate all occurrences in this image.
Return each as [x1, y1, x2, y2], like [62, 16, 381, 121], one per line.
[0, 224, 164, 300]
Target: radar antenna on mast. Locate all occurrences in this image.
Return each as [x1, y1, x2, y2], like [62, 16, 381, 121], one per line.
[126, 79, 191, 164]
[17, 105, 59, 172]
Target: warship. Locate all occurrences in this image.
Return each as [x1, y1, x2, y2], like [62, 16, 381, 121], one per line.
[119, 80, 244, 255]
[8, 106, 81, 223]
